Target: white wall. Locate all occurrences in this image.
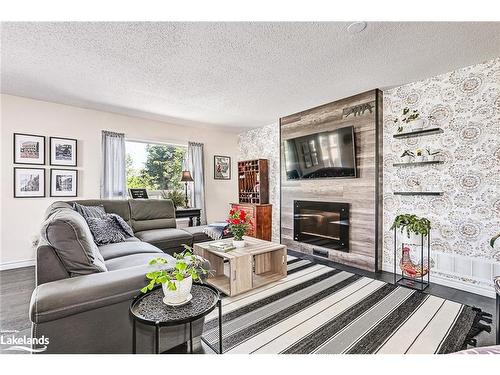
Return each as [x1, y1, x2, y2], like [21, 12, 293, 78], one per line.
[0, 94, 239, 266]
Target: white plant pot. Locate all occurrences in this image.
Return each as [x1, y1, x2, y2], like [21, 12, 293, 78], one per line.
[233, 239, 246, 248]
[402, 231, 426, 246]
[411, 119, 424, 131]
[401, 155, 412, 163]
[162, 276, 193, 304]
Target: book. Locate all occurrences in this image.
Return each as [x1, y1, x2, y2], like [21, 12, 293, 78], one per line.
[209, 242, 235, 252]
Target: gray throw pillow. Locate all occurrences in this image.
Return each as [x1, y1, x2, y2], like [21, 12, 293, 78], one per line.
[86, 214, 134, 245]
[41, 208, 107, 276]
[73, 202, 106, 220]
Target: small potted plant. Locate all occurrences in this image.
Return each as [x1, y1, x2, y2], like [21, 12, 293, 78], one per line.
[227, 208, 252, 248]
[426, 148, 441, 162]
[390, 214, 431, 246]
[401, 150, 414, 163]
[141, 247, 208, 305]
[415, 148, 426, 162]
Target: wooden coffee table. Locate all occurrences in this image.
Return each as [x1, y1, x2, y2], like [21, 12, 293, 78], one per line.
[193, 236, 287, 296]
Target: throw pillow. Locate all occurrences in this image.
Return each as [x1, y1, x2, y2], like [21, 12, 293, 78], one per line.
[73, 202, 106, 220]
[111, 213, 135, 237]
[86, 216, 129, 245]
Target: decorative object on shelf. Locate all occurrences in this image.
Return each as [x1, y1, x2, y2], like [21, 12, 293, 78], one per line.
[393, 127, 444, 139]
[140, 247, 208, 305]
[214, 155, 231, 180]
[49, 137, 77, 166]
[180, 170, 194, 208]
[393, 107, 421, 133]
[227, 208, 252, 248]
[401, 150, 414, 163]
[391, 214, 431, 290]
[238, 159, 269, 204]
[50, 168, 78, 197]
[14, 167, 45, 198]
[426, 148, 441, 162]
[414, 149, 426, 163]
[13, 133, 46, 165]
[491, 233, 500, 248]
[129, 188, 148, 199]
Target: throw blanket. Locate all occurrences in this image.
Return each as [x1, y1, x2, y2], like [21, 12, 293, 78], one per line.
[203, 222, 228, 240]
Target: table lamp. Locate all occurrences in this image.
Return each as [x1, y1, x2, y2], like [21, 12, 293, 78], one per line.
[180, 170, 194, 208]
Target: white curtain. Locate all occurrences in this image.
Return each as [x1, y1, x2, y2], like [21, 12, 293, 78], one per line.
[100, 130, 127, 199]
[186, 142, 207, 225]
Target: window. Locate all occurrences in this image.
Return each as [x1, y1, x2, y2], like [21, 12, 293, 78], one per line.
[125, 140, 187, 202]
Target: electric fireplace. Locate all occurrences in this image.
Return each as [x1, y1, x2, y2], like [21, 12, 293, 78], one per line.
[293, 200, 349, 252]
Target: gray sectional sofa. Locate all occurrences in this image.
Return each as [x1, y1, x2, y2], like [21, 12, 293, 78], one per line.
[30, 199, 228, 354]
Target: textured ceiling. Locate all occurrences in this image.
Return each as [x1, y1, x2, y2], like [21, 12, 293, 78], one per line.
[1, 22, 500, 131]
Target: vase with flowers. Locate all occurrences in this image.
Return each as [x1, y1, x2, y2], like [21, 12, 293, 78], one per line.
[227, 208, 252, 248]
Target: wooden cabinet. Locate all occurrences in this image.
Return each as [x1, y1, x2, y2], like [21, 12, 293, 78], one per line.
[238, 159, 269, 204]
[230, 203, 272, 241]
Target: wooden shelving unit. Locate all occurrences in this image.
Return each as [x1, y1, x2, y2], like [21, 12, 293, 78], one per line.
[393, 127, 443, 139]
[238, 159, 269, 204]
[393, 160, 444, 167]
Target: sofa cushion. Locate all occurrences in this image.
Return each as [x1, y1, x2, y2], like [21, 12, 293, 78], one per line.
[41, 205, 107, 276]
[98, 241, 163, 261]
[105, 253, 174, 271]
[69, 199, 132, 226]
[129, 199, 176, 232]
[135, 228, 193, 252]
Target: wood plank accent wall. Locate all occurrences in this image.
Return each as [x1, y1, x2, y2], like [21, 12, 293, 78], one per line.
[280, 89, 383, 272]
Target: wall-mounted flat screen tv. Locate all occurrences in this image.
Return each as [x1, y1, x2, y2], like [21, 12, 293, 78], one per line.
[284, 125, 357, 180]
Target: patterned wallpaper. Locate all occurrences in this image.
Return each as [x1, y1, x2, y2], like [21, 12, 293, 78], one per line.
[238, 123, 281, 242]
[239, 57, 499, 294]
[383, 57, 500, 293]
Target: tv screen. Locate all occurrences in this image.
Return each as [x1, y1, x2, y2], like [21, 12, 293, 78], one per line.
[284, 125, 357, 180]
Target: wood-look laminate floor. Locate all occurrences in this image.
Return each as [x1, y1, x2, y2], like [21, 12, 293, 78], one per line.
[0, 252, 496, 354]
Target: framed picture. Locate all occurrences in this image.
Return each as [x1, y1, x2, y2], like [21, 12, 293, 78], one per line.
[50, 169, 78, 197]
[14, 168, 45, 198]
[214, 155, 231, 180]
[13, 133, 46, 165]
[50, 137, 77, 166]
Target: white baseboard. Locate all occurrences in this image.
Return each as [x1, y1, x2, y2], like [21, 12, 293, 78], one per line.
[0, 259, 35, 271]
[381, 264, 495, 299]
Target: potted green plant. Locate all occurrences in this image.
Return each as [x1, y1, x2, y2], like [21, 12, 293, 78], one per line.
[401, 150, 415, 163]
[141, 246, 208, 305]
[390, 214, 431, 245]
[227, 208, 252, 248]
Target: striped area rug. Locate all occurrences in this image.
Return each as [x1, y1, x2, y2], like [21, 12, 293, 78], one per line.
[202, 256, 490, 354]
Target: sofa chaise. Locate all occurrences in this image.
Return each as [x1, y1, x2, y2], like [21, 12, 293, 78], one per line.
[30, 199, 229, 354]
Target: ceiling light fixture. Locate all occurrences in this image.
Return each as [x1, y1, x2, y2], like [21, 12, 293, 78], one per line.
[347, 22, 367, 34]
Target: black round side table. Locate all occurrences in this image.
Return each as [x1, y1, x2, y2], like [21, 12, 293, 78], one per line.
[130, 283, 223, 354]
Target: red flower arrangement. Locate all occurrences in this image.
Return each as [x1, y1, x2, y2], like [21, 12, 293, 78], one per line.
[226, 209, 252, 241]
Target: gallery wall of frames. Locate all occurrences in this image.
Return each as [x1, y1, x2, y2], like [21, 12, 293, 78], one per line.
[13, 133, 79, 198]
